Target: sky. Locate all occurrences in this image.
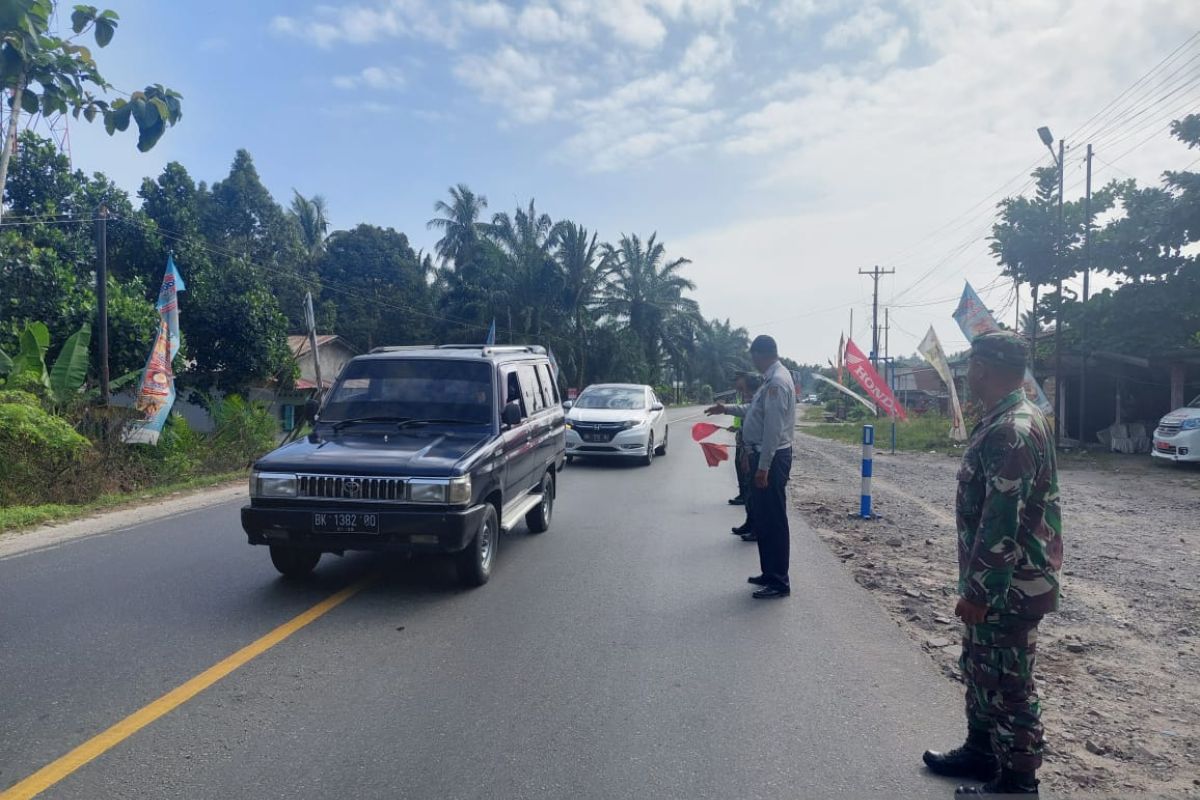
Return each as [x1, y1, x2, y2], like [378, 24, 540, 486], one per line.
[48, 0, 1200, 364]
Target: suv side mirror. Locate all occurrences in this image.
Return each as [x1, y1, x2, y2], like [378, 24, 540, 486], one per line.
[562, 400, 573, 411]
[502, 401, 523, 427]
[305, 397, 320, 420]
[651, 402, 664, 412]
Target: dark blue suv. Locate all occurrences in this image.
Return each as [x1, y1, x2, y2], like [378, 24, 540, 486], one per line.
[241, 345, 566, 587]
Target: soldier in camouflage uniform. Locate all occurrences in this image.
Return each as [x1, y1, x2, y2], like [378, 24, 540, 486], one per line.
[923, 331, 1063, 797]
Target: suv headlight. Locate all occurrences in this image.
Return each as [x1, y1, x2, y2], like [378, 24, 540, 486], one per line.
[621, 419, 645, 430]
[1183, 418, 1200, 430]
[250, 471, 297, 498]
[408, 477, 472, 505]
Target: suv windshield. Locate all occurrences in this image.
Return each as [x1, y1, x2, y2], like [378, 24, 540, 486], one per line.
[575, 387, 645, 410]
[1188, 395, 1200, 409]
[322, 359, 493, 426]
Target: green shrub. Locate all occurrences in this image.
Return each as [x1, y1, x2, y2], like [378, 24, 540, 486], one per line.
[0, 395, 92, 505]
[205, 395, 278, 471]
[697, 384, 714, 404]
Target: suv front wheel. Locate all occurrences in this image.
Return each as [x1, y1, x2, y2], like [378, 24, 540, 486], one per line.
[269, 545, 321, 578]
[457, 504, 498, 587]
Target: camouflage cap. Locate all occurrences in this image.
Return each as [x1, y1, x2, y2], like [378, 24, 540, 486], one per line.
[970, 331, 1027, 370]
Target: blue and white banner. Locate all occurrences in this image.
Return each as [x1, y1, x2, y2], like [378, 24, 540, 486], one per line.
[125, 256, 186, 445]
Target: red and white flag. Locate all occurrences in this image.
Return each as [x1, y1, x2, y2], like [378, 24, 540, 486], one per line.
[844, 338, 908, 421]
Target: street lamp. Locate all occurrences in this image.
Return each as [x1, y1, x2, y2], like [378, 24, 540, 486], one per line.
[1037, 125, 1065, 448]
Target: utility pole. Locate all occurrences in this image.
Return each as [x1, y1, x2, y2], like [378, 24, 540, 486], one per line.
[96, 204, 110, 404]
[304, 292, 324, 400]
[858, 265, 895, 369]
[1053, 138, 1064, 448]
[1078, 144, 1094, 450]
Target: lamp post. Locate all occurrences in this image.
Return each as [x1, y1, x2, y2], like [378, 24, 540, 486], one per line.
[1037, 126, 1065, 448]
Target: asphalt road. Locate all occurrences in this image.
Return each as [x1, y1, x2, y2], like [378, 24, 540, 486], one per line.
[1, 409, 965, 799]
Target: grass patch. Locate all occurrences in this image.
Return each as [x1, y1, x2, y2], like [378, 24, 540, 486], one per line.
[0, 470, 247, 535]
[802, 414, 963, 454]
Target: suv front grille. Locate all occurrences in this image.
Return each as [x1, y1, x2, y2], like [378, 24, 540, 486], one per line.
[298, 474, 406, 501]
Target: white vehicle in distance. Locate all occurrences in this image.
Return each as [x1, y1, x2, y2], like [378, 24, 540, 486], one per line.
[1152, 394, 1200, 463]
[564, 384, 668, 466]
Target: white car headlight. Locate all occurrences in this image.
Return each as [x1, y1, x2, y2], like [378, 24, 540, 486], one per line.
[250, 472, 297, 498]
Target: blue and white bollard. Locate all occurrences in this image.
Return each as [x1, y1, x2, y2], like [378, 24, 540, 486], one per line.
[860, 424, 874, 519]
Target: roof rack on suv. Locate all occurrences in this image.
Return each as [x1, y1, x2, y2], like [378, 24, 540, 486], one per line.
[369, 345, 437, 353]
[437, 344, 547, 356]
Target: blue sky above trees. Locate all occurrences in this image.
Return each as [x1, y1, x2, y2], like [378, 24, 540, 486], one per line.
[61, 0, 1200, 362]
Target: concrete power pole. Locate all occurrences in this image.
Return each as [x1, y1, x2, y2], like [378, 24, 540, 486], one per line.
[859, 265, 895, 370]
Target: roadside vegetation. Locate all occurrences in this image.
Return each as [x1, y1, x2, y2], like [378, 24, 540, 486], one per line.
[802, 410, 963, 454]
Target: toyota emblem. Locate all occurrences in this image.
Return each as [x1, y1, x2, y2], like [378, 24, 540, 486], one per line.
[343, 480, 362, 498]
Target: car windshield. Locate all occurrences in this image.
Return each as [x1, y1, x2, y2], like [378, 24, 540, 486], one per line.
[321, 359, 493, 426]
[1189, 395, 1200, 409]
[575, 387, 645, 410]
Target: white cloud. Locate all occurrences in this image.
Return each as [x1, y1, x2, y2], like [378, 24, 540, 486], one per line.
[454, 0, 512, 30]
[455, 46, 559, 123]
[681, 32, 733, 74]
[589, 0, 669, 49]
[333, 65, 407, 90]
[270, 0, 457, 48]
[822, 5, 895, 49]
[516, 4, 578, 42]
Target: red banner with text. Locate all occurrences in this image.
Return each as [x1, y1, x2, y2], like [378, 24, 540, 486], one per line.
[844, 338, 908, 421]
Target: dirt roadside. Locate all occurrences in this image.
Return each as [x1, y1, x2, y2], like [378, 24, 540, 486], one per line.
[788, 430, 1200, 799]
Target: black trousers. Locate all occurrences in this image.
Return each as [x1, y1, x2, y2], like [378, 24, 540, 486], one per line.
[734, 442, 750, 499]
[749, 448, 792, 590]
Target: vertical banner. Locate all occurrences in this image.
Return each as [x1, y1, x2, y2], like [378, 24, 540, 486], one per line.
[125, 257, 186, 445]
[844, 338, 908, 421]
[918, 326, 968, 442]
[952, 282, 1052, 415]
[485, 319, 496, 345]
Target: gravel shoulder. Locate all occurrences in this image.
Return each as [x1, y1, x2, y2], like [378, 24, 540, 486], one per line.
[789, 429, 1200, 799]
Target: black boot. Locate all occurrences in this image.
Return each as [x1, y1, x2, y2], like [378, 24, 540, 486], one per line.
[955, 768, 1038, 795]
[923, 730, 998, 781]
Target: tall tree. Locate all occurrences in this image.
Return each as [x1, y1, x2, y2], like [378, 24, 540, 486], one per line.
[603, 233, 697, 383]
[290, 190, 329, 261]
[0, 0, 182, 221]
[552, 221, 609, 386]
[486, 199, 560, 339]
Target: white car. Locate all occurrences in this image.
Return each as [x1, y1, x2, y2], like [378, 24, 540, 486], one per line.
[1152, 394, 1200, 463]
[564, 384, 668, 466]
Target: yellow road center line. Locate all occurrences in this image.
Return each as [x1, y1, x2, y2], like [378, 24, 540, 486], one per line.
[1, 575, 376, 800]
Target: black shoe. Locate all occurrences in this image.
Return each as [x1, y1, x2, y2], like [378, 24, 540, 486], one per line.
[752, 586, 789, 599]
[732, 524, 752, 536]
[955, 769, 1038, 795]
[740, 533, 758, 542]
[728, 496, 745, 506]
[923, 739, 999, 782]
[747, 574, 769, 586]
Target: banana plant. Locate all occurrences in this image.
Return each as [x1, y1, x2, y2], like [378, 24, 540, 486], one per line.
[0, 321, 95, 404]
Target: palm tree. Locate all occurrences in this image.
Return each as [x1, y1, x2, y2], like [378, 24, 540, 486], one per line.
[289, 190, 329, 260]
[486, 199, 559, 339]
[603, 233, 697, 384]
[427, 183, 488, 268]
[693, 318, 751, 390]
[552, 221, 611, 386]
